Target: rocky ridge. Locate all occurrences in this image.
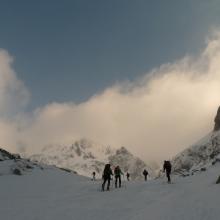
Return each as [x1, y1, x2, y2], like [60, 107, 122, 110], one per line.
[172, 106, 220, 176]
[29, 139, 154, 180]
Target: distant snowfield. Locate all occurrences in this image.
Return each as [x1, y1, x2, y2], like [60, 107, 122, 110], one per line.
[0, 165, 220, 220]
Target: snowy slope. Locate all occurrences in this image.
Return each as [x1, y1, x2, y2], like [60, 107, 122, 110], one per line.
[109, 147, 154, 179]
[29, 139, 112, 177]
[1, 157, 220, 220]
[172, 131, 220, 174]
[172, 107, 220, 175]
[29, 139, 154, 179]
[0, 148, 45, 176]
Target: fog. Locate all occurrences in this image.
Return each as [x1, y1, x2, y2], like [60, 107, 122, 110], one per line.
[0, 32, 220, 162]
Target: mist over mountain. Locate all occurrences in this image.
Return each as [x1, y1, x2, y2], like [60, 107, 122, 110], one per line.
[1, 145, 220, 220]
[29, 139, 155, 180]
[172, 106, 220, 175]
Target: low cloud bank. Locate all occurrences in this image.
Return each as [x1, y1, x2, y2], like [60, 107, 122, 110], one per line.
[0, 32, 220, 162]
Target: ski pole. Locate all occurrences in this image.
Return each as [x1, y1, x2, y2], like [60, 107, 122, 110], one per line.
[123, 174, 126, 189]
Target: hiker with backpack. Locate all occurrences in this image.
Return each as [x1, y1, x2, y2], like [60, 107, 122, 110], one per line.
[102, 164, 113, 191]
[143, 169, 148, 181]
[126, 172, 130, 181]
[114, 166, 123, 188]
[163, 160, 172, 183]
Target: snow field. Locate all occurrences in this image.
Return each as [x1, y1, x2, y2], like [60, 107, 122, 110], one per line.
[0, 163, 220, 220]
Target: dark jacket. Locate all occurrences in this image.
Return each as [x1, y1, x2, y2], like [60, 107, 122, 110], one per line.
[103, 164, 113, 179]
[114, 166, 123, 177]
[143, 169, 148, 176]
[163, 161, 172, 173]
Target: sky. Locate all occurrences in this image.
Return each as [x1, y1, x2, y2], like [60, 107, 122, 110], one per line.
[0, 0, 219, 108]
[0, 0, 220, 162]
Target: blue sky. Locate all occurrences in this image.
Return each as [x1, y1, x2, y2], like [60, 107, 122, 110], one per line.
[0, 0, 219, 110]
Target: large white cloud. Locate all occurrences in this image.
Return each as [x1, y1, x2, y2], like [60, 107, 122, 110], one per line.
[0, 33, 220, 162]
[0, 49, 29, 117]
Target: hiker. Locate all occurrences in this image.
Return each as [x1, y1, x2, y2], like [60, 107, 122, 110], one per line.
[126, 172, 130, 181]
[163, 160, 172, 183]
[92, 171, 96, 181]
[114, 166, 123, 188]
[143, 169, 148, 181]
[102, 164, 113, 191]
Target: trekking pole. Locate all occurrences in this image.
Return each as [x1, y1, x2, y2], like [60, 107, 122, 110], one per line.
[99, 179, 103, 191]
[123, 174, 126, 189]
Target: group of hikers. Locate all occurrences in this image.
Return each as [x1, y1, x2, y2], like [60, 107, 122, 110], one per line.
[93, 160, 172, 191]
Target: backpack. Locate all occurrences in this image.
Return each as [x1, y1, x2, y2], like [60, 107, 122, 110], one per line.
[114, 166, 121, 176]
[103, 164, 112, 177]
[164, 161, 171, 171]
[143, 170, 148, 176]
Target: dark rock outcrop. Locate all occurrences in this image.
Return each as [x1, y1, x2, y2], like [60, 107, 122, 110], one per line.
[0, 148, 20, 160]
[172, 106, 220, 175]
[12, 168, 22, 175]
[214, 106, 220, 131]
[0, 148, 46, 176]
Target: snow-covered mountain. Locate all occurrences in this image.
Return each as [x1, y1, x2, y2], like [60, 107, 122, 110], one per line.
[1, 150, 220, 220]
[172, 106, 220, 175]
[108, 146, 154, 180]
[0, 147, 79, 178]
[0, 148, 45, 176]
[2, 109, 220, 219]
[29, 139, 154, 179]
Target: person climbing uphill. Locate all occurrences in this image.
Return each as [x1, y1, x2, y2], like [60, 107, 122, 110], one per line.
[102, 164, 113, 191]
[163, 160, 172, 183]
[143, 169, 148, 181]
[114, 166, 123, 188]
[126, 172, 130, 181]
[92, 171, 96, 181]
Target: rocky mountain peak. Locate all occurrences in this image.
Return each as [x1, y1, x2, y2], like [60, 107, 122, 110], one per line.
[214, 106, 220, 131]
[172, 106, 220, 175]
[115, 146, 131, 155]
[0, 148, 20, 161]
[29, 140, 155, 180]
[0, 148, 45, 176]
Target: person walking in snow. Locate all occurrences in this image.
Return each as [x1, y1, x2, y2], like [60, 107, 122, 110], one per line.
[114, 166, 123, 188]
[126, 172, 130, 181]
[92, 171, 96, 181]
[143, 169, 148, 181]
[163, 160, 172, 183]
[102, 164, 113, 191]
